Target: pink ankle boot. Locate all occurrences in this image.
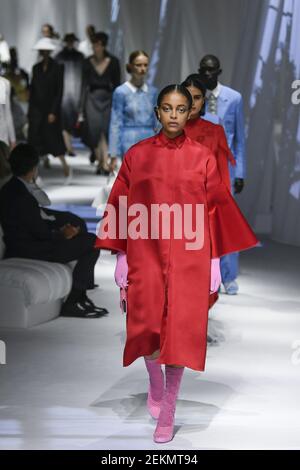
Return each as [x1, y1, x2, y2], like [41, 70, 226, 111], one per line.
[144, 357, 164, 419]
[153, 366, 184, 443]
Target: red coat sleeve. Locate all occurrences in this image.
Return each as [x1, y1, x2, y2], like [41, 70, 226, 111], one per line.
[216, 126, 235, 191]
[206, 153, 258, 258]
[95, 152, 131, 253]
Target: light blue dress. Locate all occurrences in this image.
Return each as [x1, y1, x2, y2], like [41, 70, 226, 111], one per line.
[108, 81, 158, 158]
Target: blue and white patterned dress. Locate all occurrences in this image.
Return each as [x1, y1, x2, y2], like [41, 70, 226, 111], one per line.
[108, 81, 158, 158]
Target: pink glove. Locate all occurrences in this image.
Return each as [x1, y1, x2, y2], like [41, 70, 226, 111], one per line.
[210, 258, 221, 293]
[114, 252, 128, 288]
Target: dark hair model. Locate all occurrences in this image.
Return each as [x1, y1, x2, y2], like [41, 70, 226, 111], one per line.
[91, 31, 109, 47]
[156, 84, 193, 109]
[181, 74, 207, 116]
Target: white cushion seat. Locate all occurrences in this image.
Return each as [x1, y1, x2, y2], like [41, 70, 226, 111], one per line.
[0, 224, 73, 328]
[0, 258, 72, 306]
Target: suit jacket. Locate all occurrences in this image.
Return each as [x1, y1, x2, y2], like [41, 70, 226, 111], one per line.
[204, 84, 246, 179]
[0, 176, 63, 259]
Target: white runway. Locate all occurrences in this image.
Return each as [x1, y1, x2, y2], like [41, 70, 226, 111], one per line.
[0, 152, 299, 450]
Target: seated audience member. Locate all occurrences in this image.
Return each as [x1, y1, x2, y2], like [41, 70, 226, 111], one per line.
[0, 143, 108, 318]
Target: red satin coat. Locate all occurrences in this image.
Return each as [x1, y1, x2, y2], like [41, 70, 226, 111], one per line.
[185, 117, 235, 191]
[95, 131, 257, 371]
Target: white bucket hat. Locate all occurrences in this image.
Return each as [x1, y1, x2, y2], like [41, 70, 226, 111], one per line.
[33, 37, 57, 51]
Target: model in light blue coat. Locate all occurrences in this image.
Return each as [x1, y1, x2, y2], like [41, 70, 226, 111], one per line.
[199, 55, 247, 294]
[109, 80, 158, 158]
[203, 83, 246, 181]
[108, 51, 158, 165]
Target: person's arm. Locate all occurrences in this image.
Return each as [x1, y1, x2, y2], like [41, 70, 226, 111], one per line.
[95, 150, 131, 253]
[210, 257, 221, 293]
[233, 95, 246, 180]
[50, 63, 64, 116]
[205, 151, 258, 259]
[216, 125, 235, 191]
[0, 40, 10, 63]
[114, 251, 128, 288]
[28, 66, 36, 111]
[111, 57, 121, 90]
[5, 81, 16, 147]
[22, 69, 30, 90]
[108, 88, 124, 159]
[78, 59, 89, 116]
[21, 193, 63, 241]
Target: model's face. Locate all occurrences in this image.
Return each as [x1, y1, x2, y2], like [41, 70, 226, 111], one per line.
[186, 85, 205, 119]
[92, 41, 105, 57]
[198, 58, 221, 90]
[87, 26, 95, 39]
[42, 25, 51, 38]
[157, 92, 191, 138]
[130, 55, 149, 79]
[66, 40, 75, 49]
[39, 50, 51, 59]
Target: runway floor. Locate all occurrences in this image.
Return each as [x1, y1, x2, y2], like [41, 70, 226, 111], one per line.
[0, 152, 299, 450]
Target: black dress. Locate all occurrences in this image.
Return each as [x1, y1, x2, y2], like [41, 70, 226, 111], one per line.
[28, 57, 66, 156]
[81, 53, 120, 148]
[55, 47, 84, 133]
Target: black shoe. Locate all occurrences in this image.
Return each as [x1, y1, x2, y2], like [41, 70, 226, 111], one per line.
[67, 150, 76, 157]
[81, 294, 109, 315]
[60, 300, 106, 318]
[89, 152, 96, 164]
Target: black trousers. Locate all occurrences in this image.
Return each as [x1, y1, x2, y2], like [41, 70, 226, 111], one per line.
[7, 209, 100, 291]
[50, 232, 99, 290]
[43, 209, 99, 290]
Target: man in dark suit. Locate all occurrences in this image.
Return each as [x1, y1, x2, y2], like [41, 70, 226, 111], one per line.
[0, 143, 108, 318]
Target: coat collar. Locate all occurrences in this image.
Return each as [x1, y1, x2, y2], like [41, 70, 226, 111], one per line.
[207, 83, 229, 102]
[125, 80, 148, 93]
[153, 130, 186, 149]
[185, 117, 214, 134]
[206, 81, 221, 98]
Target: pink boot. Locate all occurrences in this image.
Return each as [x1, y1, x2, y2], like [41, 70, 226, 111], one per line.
[153, 366, 184, 443]
[144, 357, 164, 419]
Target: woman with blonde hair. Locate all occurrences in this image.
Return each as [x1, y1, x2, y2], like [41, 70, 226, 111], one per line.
[108, 50, 158, 172]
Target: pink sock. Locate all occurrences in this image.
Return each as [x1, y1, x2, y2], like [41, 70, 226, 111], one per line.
[153, 366, 184, 443]
[144, 357, 164, 402]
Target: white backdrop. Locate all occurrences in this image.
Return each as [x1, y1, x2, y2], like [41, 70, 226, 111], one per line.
[0, 0, 299, 247]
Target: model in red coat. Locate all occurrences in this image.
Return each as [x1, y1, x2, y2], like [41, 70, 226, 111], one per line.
[182, 74, 235, 191]
[182, 75, 236, 308]
[95, 85, 258, 443]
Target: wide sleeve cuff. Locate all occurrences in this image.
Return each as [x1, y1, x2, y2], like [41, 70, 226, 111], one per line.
[206, 154, 258, 258]
[95, 153, 131, 253]
[208, 183, 258, 258]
